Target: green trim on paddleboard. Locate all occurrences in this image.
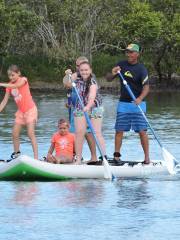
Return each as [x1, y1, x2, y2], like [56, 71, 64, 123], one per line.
[0, 162, 71, 181]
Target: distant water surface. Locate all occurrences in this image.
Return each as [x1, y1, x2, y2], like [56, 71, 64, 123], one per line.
[0, 91, 180, 240]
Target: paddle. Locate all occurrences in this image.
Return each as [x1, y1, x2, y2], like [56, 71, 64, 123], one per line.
[0, 159, 12, 162]
[67, 90, 72, 122]
[117, 71, 177, 174]
[71, 79, 114, 180]
[0, 159, 6, 162]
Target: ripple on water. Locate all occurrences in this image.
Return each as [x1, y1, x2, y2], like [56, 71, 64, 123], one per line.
[0, 92, 180, 240]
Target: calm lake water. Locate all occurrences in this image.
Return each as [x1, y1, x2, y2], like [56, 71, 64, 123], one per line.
[0, 91, 180, 240]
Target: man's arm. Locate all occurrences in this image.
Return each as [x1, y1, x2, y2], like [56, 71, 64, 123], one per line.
[135, 84, 150, 105]
[105, 72, 116, 82]
[106, 66, 121, 82]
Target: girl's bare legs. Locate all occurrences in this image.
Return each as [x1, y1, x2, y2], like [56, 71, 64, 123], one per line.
[47, 154, 57, 163]
[91, 117, 106, 156]
[74, 116, 87, 164]
[85, 133, 97, 161]
[55, 156, 74, 164]
[27, 121, 38, 159]
[12, 123, 22, 153]
[47, 155, 73, 164]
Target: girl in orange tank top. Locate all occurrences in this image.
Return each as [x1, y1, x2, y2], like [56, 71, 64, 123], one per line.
[0, 65, 38, 160]
[46, 119, 75, 164]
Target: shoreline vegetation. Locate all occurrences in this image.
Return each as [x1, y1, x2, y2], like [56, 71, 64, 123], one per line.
[0, 0, 179, 90]
[30, 77, 180, 93]
[1, 52, 180, 93]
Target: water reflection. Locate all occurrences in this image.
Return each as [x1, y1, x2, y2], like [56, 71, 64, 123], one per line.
[115, 180, 151, 209]
[12, 182, 38, 205]
[9, 180, 104, 207]
[53, 181, 104, 207]
[0, 91, 180, 240]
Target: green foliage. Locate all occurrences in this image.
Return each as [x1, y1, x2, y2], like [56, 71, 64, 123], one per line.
[121, 0, 163, 45]
[2, 53, 120, 82]
[2, 55, 73, 82]
[0, 1, 40, 56]
[0, 0, 179, 86]
[148, 0, 180, 84]
[92, 53, 122, 77]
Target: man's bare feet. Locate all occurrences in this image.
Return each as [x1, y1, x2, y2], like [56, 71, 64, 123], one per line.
[143, 159, 150, 164]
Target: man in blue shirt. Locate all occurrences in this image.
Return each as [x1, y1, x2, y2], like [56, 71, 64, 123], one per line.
[111, 43, 150, 164]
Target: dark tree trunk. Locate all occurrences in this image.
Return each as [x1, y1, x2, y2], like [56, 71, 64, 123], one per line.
[154, 44, 167, 84]
[0, 56, 4, 78]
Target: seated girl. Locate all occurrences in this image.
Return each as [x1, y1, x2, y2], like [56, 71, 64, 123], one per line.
[46, 119, 75, 164]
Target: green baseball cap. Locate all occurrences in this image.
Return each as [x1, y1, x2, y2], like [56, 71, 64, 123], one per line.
[126, 43, 140, 52]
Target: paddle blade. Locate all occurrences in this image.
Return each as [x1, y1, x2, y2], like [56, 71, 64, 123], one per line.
[162, 147, 176, 175]
[103, 158, 114, 180]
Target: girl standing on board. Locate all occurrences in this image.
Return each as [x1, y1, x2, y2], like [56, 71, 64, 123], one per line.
[0, 65, 38, 159]
[74, 62, 106, 164]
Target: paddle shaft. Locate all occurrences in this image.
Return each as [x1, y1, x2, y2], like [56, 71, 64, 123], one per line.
[67, 90, 72, 122]
[72, 82, 105, 158]
[118, 71, 163, 148]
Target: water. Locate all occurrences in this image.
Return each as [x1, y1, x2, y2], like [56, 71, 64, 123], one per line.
[0, 91, 180, 240]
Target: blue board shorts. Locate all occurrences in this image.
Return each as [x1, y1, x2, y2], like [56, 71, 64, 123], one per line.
[115, 101, 148, 132]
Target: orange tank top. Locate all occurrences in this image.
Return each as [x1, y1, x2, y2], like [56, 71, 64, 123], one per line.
[6, 77, 35, 113]
[51, 132, 75, 158]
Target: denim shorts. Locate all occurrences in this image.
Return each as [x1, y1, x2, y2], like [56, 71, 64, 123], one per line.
[115, 112, 148, 132]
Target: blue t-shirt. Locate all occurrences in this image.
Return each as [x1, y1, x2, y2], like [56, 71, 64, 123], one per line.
[116, 60, 149, 102]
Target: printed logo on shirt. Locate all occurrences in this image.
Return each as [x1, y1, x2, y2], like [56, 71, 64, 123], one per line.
[124, 71, 133, 78]
[59, 138, 68, 150]
[11, 89, 22, 102]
